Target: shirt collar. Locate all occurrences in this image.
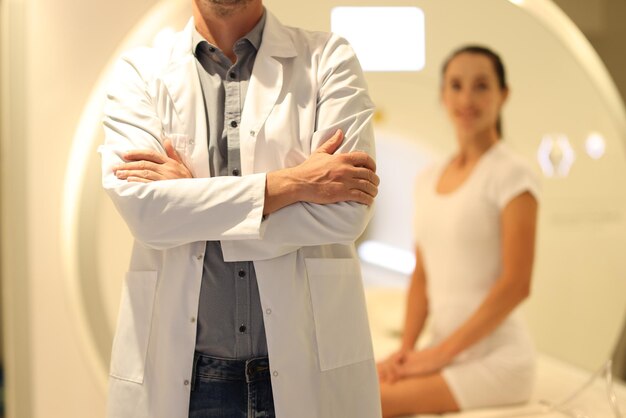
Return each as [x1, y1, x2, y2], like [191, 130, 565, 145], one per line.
[192, 8, 267, 56]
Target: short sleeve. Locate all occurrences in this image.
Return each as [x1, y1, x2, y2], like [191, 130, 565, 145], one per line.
[490, 157, 541, 210]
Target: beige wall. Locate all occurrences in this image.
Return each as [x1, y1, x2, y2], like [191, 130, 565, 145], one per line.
[1, 1, 159, 417]
[2, 1, 31, 417]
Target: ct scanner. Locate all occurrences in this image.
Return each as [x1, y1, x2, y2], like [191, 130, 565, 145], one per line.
[60, 0, 626, 415]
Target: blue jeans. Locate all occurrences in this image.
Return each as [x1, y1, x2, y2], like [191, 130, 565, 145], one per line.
[189, 353, 275, 418]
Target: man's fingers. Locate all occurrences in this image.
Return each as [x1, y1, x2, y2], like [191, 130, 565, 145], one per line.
[352, 179, 378, 198]
[163, 138, 183, 163]
[343, 151, 376, 172]
[114, 160, 161, 173]
[127, 176, 152, 183]
[314, 129, 344, 155]
[116, 169, 160, 181]
[123, 149, 167, 164]
[353, 167, 380, 186]
[348, 189, 374, 206]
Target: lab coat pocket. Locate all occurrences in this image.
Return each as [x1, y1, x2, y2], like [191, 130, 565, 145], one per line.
[110, 271, 158, 383]
[305, 258, 374, 371]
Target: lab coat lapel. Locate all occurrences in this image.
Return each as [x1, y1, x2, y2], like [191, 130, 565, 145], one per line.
[161, 14, 299, 178]
[240, 12, 297, 175]
[160, 18, 210, 179]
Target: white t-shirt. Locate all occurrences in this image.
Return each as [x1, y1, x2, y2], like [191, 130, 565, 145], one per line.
[414, 141, 540, 353]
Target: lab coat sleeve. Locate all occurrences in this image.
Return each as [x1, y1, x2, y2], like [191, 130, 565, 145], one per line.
[221, 34, 376, 262]
[100, 53, 266, 250]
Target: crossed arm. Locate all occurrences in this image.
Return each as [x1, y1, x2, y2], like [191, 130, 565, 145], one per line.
[102, 34, 378, 255]
[113, 128, 379, 215]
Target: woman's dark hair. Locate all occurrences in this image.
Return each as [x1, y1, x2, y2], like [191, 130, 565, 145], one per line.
[441, 45, 508, 138]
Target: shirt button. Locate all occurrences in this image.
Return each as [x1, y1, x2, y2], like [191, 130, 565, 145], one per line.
[272, 371, 278, 377]
[232, 168, 240, 176]
[230, 120, 238, 128]
[265, 308, 272, 315]
[249, 130, 256, 137]
[196, 255, 203, 260]
[184, 379, 190, 386]
[238, 269, 246, 278]
[190, 317, 196, 323]
[208, 46, 216, 53]
[239, 325, 247, 333]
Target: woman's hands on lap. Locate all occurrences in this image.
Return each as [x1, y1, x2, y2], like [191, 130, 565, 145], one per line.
[378, 345, 454, 384]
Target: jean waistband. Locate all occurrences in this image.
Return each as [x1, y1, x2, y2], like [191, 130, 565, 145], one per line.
[192, 353, 271, 385]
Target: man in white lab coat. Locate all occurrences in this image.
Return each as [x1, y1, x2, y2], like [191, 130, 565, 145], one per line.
[99, 0, 381, 417]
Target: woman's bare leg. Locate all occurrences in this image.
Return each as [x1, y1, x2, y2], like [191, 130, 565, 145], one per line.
[380, 373, 460, 417]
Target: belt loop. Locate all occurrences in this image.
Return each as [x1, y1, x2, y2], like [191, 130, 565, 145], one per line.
[191, 352, 200, 391]
[245, 358, 252, 384]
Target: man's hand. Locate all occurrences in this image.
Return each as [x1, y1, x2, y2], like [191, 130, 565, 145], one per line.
[113, 138, 193, 182]
[264, 129, 379, 214]
[291, 129, 379, 205]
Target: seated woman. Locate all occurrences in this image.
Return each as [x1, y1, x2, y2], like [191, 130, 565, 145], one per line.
[377, 45, 540, 417]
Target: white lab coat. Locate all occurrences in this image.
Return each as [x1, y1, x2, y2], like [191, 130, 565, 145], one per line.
[100, 12, 381, 418]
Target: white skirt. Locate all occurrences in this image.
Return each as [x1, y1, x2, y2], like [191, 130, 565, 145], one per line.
[435, 313, 536, 409]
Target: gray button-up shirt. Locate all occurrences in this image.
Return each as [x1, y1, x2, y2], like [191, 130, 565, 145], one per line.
[192, 12, 268, 359]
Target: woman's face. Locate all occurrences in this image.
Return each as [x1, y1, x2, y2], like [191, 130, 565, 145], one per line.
[441, 52, 508, 138]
